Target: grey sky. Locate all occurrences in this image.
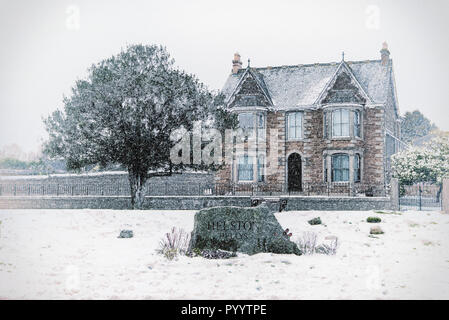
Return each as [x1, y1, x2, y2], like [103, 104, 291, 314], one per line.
[1, 0, 448, 154]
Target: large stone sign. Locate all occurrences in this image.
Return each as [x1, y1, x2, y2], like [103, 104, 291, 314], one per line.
[188, 205, 302, 255]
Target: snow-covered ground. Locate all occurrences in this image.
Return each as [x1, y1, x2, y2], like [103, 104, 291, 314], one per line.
[0, 209, 448, 299]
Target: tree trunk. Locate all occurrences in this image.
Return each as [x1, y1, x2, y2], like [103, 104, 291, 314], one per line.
[128, 171, 147, 210]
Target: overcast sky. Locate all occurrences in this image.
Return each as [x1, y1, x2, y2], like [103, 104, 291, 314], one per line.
[1, 0, 448, 154]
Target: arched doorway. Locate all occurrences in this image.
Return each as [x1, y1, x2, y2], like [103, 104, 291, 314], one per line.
[288, 153, 302, 192]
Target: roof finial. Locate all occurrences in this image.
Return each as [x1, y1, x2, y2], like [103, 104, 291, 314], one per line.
[248, 58, 251, 68]
[342, 51, 345, 61]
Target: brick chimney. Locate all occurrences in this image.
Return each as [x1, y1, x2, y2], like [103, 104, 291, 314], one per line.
[232, 52, 242, 74]
[380, 42, 390, 66]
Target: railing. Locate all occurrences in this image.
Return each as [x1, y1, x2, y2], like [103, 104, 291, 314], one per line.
[399, 183, 442, 211]
[0, 182, 386, 197]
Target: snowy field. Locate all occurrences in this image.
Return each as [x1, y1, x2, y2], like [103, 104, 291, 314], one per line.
[0, 209, 449, 299]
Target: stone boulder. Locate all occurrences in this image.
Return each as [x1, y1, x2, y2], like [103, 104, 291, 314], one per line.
[118, 230, 133, 238]
[188, 205, 302, 256]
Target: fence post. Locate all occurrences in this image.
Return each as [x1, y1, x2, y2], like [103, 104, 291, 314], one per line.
[442, 178, 449, 214]
[419, 185, 422, 211]
[390, 178, 399, 211]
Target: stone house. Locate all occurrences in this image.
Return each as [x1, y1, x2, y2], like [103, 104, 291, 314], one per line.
[216, 43, 401, 195]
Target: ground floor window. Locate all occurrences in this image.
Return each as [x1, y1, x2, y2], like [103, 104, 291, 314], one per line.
[331, 154, 350, 182]
[237, 155, 254, 181]
[354, 153, 361, 182]
[257, 155, 265, 182]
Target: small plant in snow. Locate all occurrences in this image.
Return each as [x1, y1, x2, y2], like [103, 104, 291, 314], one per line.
[308, 217, 322, 225]
[366, 217, 381, 223]
[157, 227, 190, 260]
[296, 231, 318, 255]
[316, 238, 339, 255]
[296, 232, 339, 255]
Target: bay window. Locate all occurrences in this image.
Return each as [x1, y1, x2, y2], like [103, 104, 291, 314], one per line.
[257, 155, 265, 182]
[237, 155, 254, 181]
[332, 109, 350, 137]
[354, 153, 361, 182]
[331, 154, 350, 182]
[354, 110, 361, 138]
[238, 113, 254, 133]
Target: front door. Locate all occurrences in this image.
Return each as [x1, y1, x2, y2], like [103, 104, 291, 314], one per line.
[288, 153, 302, 192]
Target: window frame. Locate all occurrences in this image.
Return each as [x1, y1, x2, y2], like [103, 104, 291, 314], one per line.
[353, 110, 361, 138]
[287, 111, 303, 140]
[237, 155, 254, 182]
[331, 153, 350, 182]
[354, 153, 361, 183]
[257, 155, 265, 182]
[331, 109, 350, 138]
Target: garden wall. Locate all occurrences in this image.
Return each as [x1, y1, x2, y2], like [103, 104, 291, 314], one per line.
[0, 195, 393, 211]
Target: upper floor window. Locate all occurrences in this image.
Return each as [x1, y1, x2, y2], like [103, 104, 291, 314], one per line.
[238, 112, 265, 140]
[331, 154, 349, 182]
[354, 110, 361, 138]
[237, 155, 254, 181]
[238, 113, 254, 131]
[332, 109, 350, 137]
[288, 112, 303, 140]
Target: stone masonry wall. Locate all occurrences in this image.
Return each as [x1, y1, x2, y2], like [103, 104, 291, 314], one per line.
[215, 106, 386, 191]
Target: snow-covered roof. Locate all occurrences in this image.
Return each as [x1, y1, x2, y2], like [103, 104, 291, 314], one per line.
[222, 59, 393, 109]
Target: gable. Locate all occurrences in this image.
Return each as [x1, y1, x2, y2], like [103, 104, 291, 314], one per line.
[321, 72, 367, 104]
[227, 69, 273, 108]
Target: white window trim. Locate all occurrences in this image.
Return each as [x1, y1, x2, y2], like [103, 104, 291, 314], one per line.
[323, 150, 364, 183]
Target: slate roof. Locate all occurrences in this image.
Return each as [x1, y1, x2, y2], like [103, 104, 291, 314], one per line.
[222, 59, 394, 109]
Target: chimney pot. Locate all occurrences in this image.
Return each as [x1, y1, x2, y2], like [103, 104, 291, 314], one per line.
[232, 52, 242, 74]
[380, 42, 390, 66]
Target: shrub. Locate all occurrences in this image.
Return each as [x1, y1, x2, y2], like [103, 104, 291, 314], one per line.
[316, 238, 339, 255]
[296, 231, 317, 255]
[157, 227, 190, 260]
[308, 217, 322, 225]
[366, 217, 381, 223]
[296, 231, 339, 255]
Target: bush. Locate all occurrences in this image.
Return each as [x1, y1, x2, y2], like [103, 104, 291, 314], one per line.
[308, 217, 322, 225]
[297, 231, 317, 254]
[157, 227, 190, 260]
[296, 232, 338, 255]
[316, 238, 339, 255]
[366, 217, 381, 223]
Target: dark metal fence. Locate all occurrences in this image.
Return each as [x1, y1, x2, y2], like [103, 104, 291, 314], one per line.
[399, 183, 442, 211]
[0, 182, 386, 197]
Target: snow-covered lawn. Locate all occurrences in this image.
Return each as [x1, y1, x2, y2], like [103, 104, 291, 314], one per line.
[0, 209, 449, 299]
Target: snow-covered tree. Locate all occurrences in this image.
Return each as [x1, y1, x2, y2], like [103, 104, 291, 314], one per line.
[391, 133, 449, 185]
[401, 110, 437, 144]
[44, 44, 234, 209]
